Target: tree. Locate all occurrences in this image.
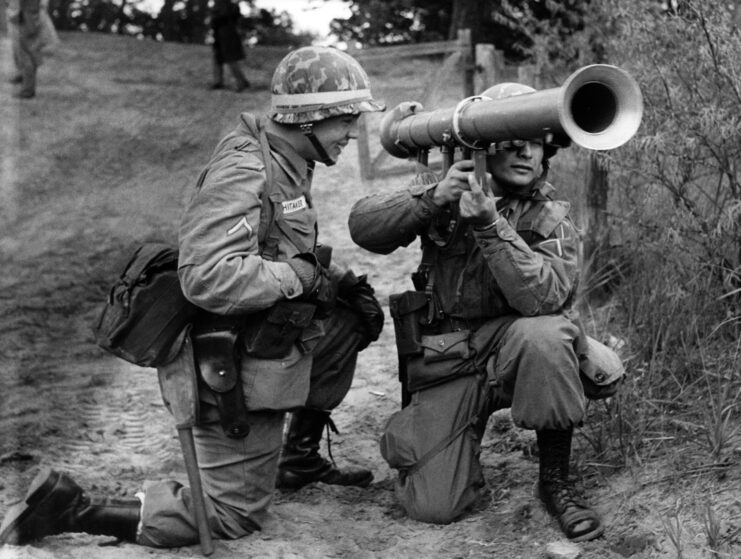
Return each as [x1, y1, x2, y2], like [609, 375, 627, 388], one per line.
[156, 0, 209, 43]
[332, 0, 591, 61]
[45, 0, 311, 47]
[242, 7, 314, 47]
[545, 1, 741, 358]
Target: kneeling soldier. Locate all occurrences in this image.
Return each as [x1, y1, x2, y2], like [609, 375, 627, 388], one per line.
[348, 84, 620, 542]
[0, 46, 385, 548]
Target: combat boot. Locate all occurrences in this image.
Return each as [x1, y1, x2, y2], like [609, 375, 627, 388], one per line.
[0, 468, 141, 545]
[536, 429, 604, 542]
[276, 409, 373, 489]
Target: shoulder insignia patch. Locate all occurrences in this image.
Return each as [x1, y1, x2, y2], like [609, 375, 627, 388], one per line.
[531, 200, 571, 238]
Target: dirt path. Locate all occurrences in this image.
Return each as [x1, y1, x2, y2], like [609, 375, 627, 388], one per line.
[0, 32, 739, 559]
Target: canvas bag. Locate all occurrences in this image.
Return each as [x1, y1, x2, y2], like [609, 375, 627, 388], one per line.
[93, 122, 283, 369]
[93, 242, 199, 367]
[380, 373, 488, 524]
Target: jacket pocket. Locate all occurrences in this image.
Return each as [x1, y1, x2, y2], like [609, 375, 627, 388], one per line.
[420, 330, 471, 363]
[241, 347, 311, 411]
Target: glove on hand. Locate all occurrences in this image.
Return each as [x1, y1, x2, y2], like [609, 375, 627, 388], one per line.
[287, 252, 337, 310]
[389, 101, 424, 122]
[339, 271, 384, 350]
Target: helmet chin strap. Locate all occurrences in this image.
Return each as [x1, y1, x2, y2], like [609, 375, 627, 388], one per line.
[300, 123, 336, 167]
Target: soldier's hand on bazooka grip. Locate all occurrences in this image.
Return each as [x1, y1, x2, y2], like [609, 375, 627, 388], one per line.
[459, 172, 500, 227]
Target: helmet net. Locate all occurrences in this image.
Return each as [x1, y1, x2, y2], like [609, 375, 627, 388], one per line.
[270, 46, 385, 124]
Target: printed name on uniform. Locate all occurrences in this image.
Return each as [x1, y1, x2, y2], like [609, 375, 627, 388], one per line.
[282, 195, 308, 214]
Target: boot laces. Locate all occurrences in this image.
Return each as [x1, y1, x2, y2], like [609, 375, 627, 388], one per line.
[544, 478, 584, 512]
[324, 416, 340, 467]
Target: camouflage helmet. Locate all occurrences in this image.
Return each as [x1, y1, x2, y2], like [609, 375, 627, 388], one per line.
[270, 46, 385, 124]
[480, 82, 564, 159]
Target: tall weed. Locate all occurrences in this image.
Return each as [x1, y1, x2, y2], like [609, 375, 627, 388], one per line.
[553, 1, 741, 468]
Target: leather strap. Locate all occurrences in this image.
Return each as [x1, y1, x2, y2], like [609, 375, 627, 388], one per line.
[257, 121, 317, 259]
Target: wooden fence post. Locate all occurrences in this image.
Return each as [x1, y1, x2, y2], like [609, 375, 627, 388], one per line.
[356, 114, 373, 181]
[584, 151, 611, 299]
[457, 28, 474, 98]
[474, 44, 495, 93]
[517, 64, 537, 88]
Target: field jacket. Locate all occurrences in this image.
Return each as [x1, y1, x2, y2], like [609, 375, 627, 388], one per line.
[348, 172, 580, 321]
[178, 112, 316, 315]
[177, 113, 324, 410]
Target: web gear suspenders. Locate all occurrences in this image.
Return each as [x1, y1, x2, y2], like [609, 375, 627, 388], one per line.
[192, 123, 316, 439]
[257, 123, 318, 260]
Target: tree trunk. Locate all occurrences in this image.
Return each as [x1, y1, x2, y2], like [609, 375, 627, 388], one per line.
[448, 0, 488, 45]
[584, 151, 611, 301]
[116, 0, 128, 34]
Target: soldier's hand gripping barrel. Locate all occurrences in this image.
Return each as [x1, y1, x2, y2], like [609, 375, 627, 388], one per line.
[379, 64, 643, 158]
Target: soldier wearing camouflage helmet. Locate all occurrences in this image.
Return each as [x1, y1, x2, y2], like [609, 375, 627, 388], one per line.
[349, 84, 618, 542]
[0, 46, 385, 549]
[269, 46, 383, 164]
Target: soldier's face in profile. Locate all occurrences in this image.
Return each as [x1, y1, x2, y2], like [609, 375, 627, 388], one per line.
[308, 114, 360, 164]
[486, 139, 544, 193]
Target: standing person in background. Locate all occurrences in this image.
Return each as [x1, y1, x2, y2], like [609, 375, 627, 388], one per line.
[39, 0, 60, 54]
[209, 0, 250, 92]
[7, 0, 42, 99]
[0, 46, 386, 549]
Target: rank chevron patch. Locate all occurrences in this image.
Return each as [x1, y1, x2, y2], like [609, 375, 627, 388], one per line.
[227, 215, 253, 237]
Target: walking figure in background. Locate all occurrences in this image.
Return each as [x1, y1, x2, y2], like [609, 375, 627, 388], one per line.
[39, 0, 60, 54]
[7, 0, 42, 98]
[209, 0, 250, 92]
[0, 46, 385, 549]
[349, 83, 623, 542]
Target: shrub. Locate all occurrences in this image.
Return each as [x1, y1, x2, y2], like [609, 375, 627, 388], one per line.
[531, 1, 741, 463]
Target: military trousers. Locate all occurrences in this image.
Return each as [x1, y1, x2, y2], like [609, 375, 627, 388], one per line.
[405, 312, 586, 430]
[476, 313, 586, 431]
[386, 313, 587, 524]
[138, 306, 363, 547]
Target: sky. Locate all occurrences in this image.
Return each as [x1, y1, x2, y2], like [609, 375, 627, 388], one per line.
[254, 0, 351, 38]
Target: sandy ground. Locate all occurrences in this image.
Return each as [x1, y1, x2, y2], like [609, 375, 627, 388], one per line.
[0, 31, 739, 559]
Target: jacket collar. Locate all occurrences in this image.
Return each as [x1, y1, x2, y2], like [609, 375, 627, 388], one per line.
[246, 114, 313, 185]
[235, 113, 313, 185]
[265, 129, 314, 186]
[496, 181, 556, 218]
[531, 180, 556, 199]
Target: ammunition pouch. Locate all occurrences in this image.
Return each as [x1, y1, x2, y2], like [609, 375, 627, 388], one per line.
[192, 300, 319, 435]
[420, 330, 471, 363]
[193, 327, 250, 439]
[390, 291, 477, 394]
[242, 300, 317, 358]
[406, 330, 475, 393]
